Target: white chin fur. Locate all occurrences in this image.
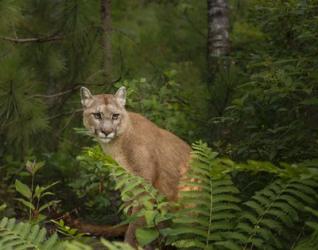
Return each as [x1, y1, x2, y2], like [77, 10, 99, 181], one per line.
[97, 132, 115, 143]
[98, 137, 112, 143]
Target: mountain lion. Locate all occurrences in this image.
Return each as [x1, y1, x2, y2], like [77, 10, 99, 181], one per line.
[80, 86, 190, 247]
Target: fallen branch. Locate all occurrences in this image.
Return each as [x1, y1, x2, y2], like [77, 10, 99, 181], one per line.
[54, 212, 127, 238]
[68, 218, 127, 237]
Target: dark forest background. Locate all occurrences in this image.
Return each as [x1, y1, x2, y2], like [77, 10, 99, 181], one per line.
[0, 0, 318, 249]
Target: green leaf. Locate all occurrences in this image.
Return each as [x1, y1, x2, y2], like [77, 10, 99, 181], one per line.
[172, 239, 206, 248]
[301, 98, 318, 106]
[144, 211, 158, 226]
[42, 181, 59, 192]
[34, 186, 42, 199]
[41, 192, 55, 198]
[15, 198, 35, 210]
[15, 180, 32, 199]
[215, 240, 241, 250]
[39, 200, 60, 212]
[245, 200, 264, 215]
[135, 228, 159, 247]
[0, 203, 7, 211]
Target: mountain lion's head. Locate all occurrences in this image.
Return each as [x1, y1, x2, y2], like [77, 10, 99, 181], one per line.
[80, 86, 128, 143]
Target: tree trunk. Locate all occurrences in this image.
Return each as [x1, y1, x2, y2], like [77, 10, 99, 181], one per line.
[207, 0, 230, 81]
[101, 0, 112, 88]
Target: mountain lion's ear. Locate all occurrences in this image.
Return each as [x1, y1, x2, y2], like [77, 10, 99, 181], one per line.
[115, 86, 126, 107]
[80, 87, 93, 108]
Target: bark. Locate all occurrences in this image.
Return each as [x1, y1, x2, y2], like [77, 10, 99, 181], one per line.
[207, 0, 230, 80]
[101, 0, 112, 88]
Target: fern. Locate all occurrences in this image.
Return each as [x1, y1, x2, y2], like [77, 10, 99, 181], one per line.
[221, 178, 318, 250]
[293, 207, 318, 250]
[61, 239, 138, 250]
[80, 143, 318, 250]
[108, 159, 166, 215]
[100, 239, 139, 250]
[165, 142, 241, 249]
[83, 146, 168, 216]
[0, 216, 138, 250]
[83, 146, 172, 247]
[0, 217, 60, 249]
[164, 141, 318, 250]
[62, 240, 93, 250]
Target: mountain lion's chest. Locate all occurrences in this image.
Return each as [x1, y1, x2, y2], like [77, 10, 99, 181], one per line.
[101, 143, 134, 173]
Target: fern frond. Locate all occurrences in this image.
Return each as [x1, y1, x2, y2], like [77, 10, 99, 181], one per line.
[165, 142, 318, 250]
[84, 146, 168, 215]
[61, 238, 139, 250]
[83, 146, 171, 247]
[0, 217, 60, 249]
[166, 141, 241, 249]
[100, 238, 139, 250]
[107, 160, 167, 213]
[292, 207, 318, 250]
[82, 143, 318, 250]
[222, 177, 318, 250]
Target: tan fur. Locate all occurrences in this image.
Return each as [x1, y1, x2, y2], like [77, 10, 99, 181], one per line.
[81, 87, 191, 247]
[106, 112, 190, 198]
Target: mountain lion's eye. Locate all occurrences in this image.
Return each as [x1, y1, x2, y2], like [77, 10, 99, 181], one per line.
[93, 112, 102, 120]
[112, 113, 120, 120]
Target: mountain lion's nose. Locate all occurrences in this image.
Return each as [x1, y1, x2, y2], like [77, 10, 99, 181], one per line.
[101, 129, 113, 136]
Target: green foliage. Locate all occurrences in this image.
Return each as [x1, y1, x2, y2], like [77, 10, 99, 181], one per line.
[72, 142, 318, 249]
[110, 161, 171, 247]
[0, 203, 7, 219]
[0, 57, 49, 156]
[216, 0, 318, 162]
[70, 146, 121, 223]
[1, 0, 318, 249]
[221, 59, 317, 162]
[0, 217, 60, 249]
[0, 204, 6, 212]
[99, 239, 138, 250]
[0, 217, 136, 250]
[0, 0, 208, 159]
[227, 178, 318, 249]
[293, 207, 318, 250]
[14, 160, 60, 222]
[62, 239, 138, 250]
[0, 0, 101, 157]
[82, 146, 173, 247]
[164, 142, 318, 250]
[116, 74, 203, 142]
[165, 143, 241, 249]
[0, 0, 316, 160]
[2, 142, 318, 250]
[51, 219, 87, 239]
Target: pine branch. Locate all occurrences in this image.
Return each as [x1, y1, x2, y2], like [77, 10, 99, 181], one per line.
[183, 9, 205, 38]
[0, 35, 63, 43]
[31, 77, 122, 99]
[47, 109, 82, 121]
[31, 86, 81, 99]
